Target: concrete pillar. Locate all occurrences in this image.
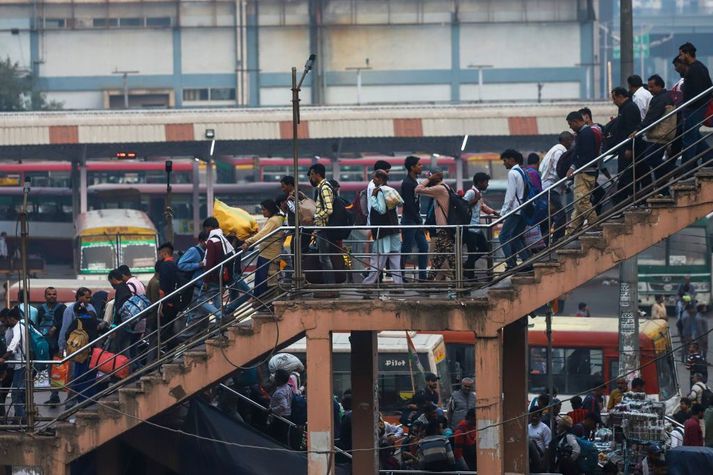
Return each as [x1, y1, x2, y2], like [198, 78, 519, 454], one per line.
[475, 333, 504, 474]
[306, 330, 334, 475]
[503, 318, 529, 474]
[350, 331, 379, 473]
[79, 161, 88, 214]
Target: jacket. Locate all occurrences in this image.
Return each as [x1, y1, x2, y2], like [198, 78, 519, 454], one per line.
[447, 390, 476, 429]
[203, 229, 235, 283]
[683, 60, 713, 110]
[640, 89, 674, 132]
[571, 125, 598, 174]
[243, 214, 285, 261]
[605, 99, 641, 152]
[369, 187, 401, 238]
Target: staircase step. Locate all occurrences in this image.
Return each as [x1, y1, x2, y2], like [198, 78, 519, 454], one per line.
[601, 221, 628, 237]
[231, 320, 256, 336]
[74, 410, 100, 421]
[205, 337, 232, 349]
[556, 247, 584, 258]
[97, 399, 122, 419]
[161, 363, 186, 381]
[510, 275, 538, 286]
[624, 208, 652, 225]
[183, 350, 209, 366]
[139, 375, 163, 390]
[579, 233, 605, 250]
[118, 387, 144, 398]
[487, 288, 517, 299]
[671, 182, 697, 193]
[695, 168, 713, 180]
[646, 197, 675, 207]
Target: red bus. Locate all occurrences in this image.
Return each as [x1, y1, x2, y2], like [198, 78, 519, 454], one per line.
[425, 317, 680, 415]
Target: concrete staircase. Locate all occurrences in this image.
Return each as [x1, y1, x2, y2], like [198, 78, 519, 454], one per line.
[4, 171, 713, 472]
[1, 312, 308, 471]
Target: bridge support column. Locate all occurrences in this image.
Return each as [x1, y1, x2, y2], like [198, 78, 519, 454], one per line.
[476, 332, 504, 474]
[306, 329, 335, 475]
[503, 318, 529, 474]
[350, 331, 378, 473]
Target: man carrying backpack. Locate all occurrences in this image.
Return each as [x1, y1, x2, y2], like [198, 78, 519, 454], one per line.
[59, 287, 94, 355]
[36, 287, 66, 407]
[64, 303, 100, 408]
[178, 231, 213, 331]
[565, 111, 599, 236]
[415, 169, 455, 280]
[202, 218, 251, 324]
[308, 164, 338, 294]
[499, 150, 531, 271]
[0, 308, 28, 420]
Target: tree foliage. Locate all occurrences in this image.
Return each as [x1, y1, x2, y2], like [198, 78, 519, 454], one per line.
[0, 57, 63, 111]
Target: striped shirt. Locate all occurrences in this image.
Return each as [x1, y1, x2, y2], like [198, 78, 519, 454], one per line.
[418, 435, 455, 469]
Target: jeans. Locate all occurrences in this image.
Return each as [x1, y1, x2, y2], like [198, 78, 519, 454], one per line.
[400, 217, 429, 281]
[317, 231, 335, 285]
[11, 366, 26, 418]
[204, 280, 252, 320]
[644, 141, 673, 195]
[499, 213, 529, 269]
[253, 256, 271, 297]
[70, 359, 97, 403]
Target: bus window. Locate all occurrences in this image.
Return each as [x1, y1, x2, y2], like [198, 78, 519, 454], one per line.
[80, 238, 117, 274]
[668, 227, 707, 266]
[656, 350, 678, 401]
[529, 347, 603, 395]
[444, 343, 475, 388]
[119, 234, 157, 273]
[639, 242, 666, 266]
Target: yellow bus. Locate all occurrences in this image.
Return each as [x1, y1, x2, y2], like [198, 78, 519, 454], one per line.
[75, 209, 158, 278]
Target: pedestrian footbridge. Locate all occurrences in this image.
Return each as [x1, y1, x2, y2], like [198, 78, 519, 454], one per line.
[2, 91, 712, 474]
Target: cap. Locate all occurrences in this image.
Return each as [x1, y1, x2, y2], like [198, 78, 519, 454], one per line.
[424, 372, 440, 382]
[647, 443, 663, 454]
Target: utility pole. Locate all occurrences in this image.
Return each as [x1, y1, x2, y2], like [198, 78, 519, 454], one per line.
[618, 257, 640, 383]
[20, 177, 34, 428]
[112, 69, 139, 109]
[620, 0, 634, 85]
[164, 160, 174, 244]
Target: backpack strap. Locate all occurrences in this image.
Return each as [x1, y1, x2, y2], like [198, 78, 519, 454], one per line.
[513, 167, 529, 204]
[127, 281, 137, 295]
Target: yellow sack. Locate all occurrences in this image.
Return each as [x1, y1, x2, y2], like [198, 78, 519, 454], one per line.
[213, 199, 258, 240]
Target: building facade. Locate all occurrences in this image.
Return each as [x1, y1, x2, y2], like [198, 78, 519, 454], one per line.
[0, 0, 601, 110]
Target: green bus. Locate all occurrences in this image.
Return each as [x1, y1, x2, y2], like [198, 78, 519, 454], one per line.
[638, 217, 713, 311]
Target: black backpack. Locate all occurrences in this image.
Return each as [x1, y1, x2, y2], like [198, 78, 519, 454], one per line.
[556, 149, 575, 179]
[701, 384, 713, 408]
[440, 184, 472, 236]
[319, 182, 354, 241]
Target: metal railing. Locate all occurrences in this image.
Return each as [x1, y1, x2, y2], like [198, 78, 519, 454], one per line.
[1, 85, 712, 434]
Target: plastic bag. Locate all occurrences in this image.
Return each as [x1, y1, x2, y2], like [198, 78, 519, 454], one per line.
[213, 199, 259, 240]
[50, 357, 70, 389]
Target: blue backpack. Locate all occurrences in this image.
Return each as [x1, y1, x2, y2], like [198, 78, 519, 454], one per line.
[575, 436, 599, 474]
[514, 167, 547, 226]
[20, 321, 50, 371]
[118, 294, 151, 334]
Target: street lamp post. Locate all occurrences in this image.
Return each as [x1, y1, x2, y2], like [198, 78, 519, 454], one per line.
[164, 160, 174, 243]
[112, 69, 139, 109]
[466, 64, 493, 103]
[346, 58, 372, 106]
[20, 177, 34, 428]
[292, 54, 316, 290]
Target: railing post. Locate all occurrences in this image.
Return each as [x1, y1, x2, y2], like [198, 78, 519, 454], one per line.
[156, 302, 163, 361]
[547, 188, 552, 247]
[219, 263, 224, 322]
[455, 225, 464, 291]
[486, 223, 495, 280]
[632, 138, 637, 204]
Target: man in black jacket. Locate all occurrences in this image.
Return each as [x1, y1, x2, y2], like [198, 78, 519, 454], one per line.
[678, 42, 713, 170]
[636, 75, 675, 196]
[606, 87, 642, 206]
[565, 111, 599, 235]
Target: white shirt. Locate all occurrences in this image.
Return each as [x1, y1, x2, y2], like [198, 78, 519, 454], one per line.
[5, 321, 25, 369]
[632, 87, 653, 120]
[528, 421, 552, 453]
[501, 165, 525, 216]
[463, 187, 482, 231]
[366, 179, 377, 226]
[539, 143, 567, 191]
[126, 276, 146, 296]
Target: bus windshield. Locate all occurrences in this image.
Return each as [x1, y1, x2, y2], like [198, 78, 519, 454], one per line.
[80, 238, 116, 274]
[119, 235, 158, 273]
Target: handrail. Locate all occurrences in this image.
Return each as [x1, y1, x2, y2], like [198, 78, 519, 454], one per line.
[664, 415, 685, 430]
[9, 225, 287, 365]
[488, 84, 713, 227]
[218, 383, 353, 459]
